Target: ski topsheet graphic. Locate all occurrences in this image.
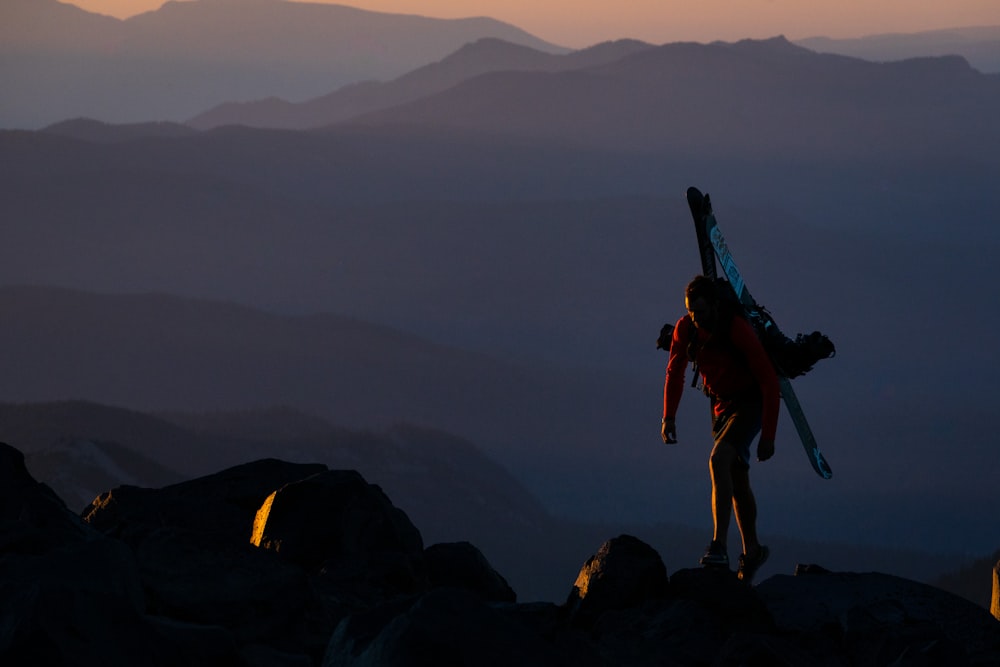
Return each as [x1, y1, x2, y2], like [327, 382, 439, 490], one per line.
[686, 187, 833, 479]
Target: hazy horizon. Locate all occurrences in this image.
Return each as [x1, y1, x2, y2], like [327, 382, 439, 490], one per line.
[62, 0, 1000, 48]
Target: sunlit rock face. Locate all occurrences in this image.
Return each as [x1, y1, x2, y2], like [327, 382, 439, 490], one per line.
[564, 534, 669, 629]
[992, 559, 1000, 621]
[250, 469, 427, 597]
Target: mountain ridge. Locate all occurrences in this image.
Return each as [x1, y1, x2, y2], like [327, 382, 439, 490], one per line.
[188, 37, 657, 130]
[337, 36, 998, 158]
[0, 0, 565, 128]
[796, 24, 1000, 73]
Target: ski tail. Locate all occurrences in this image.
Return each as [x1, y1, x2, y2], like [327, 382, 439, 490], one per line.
[686, 187, 717, 281]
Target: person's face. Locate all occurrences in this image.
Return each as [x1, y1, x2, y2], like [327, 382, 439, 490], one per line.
[685, 296, 716, 331]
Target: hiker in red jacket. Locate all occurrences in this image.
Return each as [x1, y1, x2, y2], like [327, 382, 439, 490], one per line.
[661, 275, 779, 583]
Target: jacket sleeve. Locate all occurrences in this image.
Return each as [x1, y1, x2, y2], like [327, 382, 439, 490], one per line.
[663, 316, 690, 420]
[729, 317, 780, 441]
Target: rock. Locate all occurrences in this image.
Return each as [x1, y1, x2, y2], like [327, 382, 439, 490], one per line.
[6, 438, 1000, 667]
[758, 570, 1000, 665]
[668, 566, 774, 634]
[132, 528, 313, 645]
[0, 537, 167, 665]
[83, 458, 328, 547]
[80, 458, 328, 649]
[993, 558, 999, 622]
[590, 597, 725, 666]
[425, 541, 516, 603]
[0, 442, 238, 665]
[252, 470, 427, 599]
[563, 534, 669, 630]
[323, 587, 596, 667]
[0, 441, 96, 553]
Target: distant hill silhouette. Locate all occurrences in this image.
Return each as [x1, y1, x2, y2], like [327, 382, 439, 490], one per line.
[0, 285, 648, 490]
[1, 0, 565, 128]
[186, 34, 1000, 151]
[188, 37, 656, 130]
[42, 118, 198, 142]
[797, 25, 1000, 73]
[344, 36, 1000, 159]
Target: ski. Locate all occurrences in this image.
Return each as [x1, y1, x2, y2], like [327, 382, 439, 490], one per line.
[686, 187, 833, 479]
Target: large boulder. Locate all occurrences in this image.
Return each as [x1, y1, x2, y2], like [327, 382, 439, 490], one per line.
[0, 442, 239, 665]
[588, 596, 729, 667]
[81, 458, 330, 654]
[83, 458, 328, 547]
[252, 470, 427, 599]
[425, 541, 516, 603]
[563, 534, 669, 630]
[758, 569, 1000, 665]
[667, 566, 774, 634]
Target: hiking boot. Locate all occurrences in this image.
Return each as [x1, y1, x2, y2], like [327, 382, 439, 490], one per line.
[699, 540, 729, 567]
[737, 545, 770, 584]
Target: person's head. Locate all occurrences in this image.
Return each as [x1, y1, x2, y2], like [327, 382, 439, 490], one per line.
[685, 275, 718, 330]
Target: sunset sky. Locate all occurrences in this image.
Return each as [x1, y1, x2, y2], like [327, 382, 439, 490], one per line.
[65, 0, 1000, 48]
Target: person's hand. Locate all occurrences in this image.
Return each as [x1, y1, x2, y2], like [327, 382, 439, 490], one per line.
[757, 438, 775, 462]
[661, 419, 677, 444]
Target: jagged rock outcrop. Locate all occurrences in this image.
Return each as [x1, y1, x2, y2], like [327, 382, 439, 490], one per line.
[0, 441, 96, 552]
[3, 440, 1000, 666]
[251, 469, 426, 601]
[564, 533, 668, 629]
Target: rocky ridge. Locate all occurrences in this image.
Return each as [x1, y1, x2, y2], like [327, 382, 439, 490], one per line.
[1, 441, 997, 666]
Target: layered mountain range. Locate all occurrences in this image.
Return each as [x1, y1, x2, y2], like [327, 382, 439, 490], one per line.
[3, 0, 1000, 602]
[1, 0, 564, 128]
[4, 0, 999, 130]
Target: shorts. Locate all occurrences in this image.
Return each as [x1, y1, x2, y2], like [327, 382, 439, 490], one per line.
[711, 395, 763, 469]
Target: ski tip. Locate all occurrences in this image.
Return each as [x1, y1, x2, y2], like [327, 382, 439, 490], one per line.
[686, 187, 705, 209]
[686, 187, 708, 216]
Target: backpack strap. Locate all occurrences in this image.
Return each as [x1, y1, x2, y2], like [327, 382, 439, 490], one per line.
[685, 315, 702, 389]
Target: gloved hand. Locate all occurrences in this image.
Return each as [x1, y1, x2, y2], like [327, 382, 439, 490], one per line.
[757, 438, 775, 462]
[661, 418, 677, 444]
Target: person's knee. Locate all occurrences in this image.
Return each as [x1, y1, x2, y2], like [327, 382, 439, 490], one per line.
[710, 442, 737, 472]
[732, 469, 752, 497]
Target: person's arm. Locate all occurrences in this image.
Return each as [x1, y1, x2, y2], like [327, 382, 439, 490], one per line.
[662, 317, 689, 443]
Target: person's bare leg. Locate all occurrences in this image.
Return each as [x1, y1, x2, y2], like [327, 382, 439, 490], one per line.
[709, 441, 738, 547]
[731, 464, 760, 557]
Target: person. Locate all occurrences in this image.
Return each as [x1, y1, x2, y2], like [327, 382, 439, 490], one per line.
[661, 275, 779, 583]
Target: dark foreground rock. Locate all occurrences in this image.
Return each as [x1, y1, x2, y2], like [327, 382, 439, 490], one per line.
[2, 441, 999, 666]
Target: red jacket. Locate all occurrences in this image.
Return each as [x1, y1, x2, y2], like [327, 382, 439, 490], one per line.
[663, 314, 780, 441]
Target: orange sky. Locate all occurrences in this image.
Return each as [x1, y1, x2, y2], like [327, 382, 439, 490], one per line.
[65, 0, 1000, 48]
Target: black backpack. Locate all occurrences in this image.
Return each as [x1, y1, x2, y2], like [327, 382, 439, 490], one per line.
[656, 278, 835, 380]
